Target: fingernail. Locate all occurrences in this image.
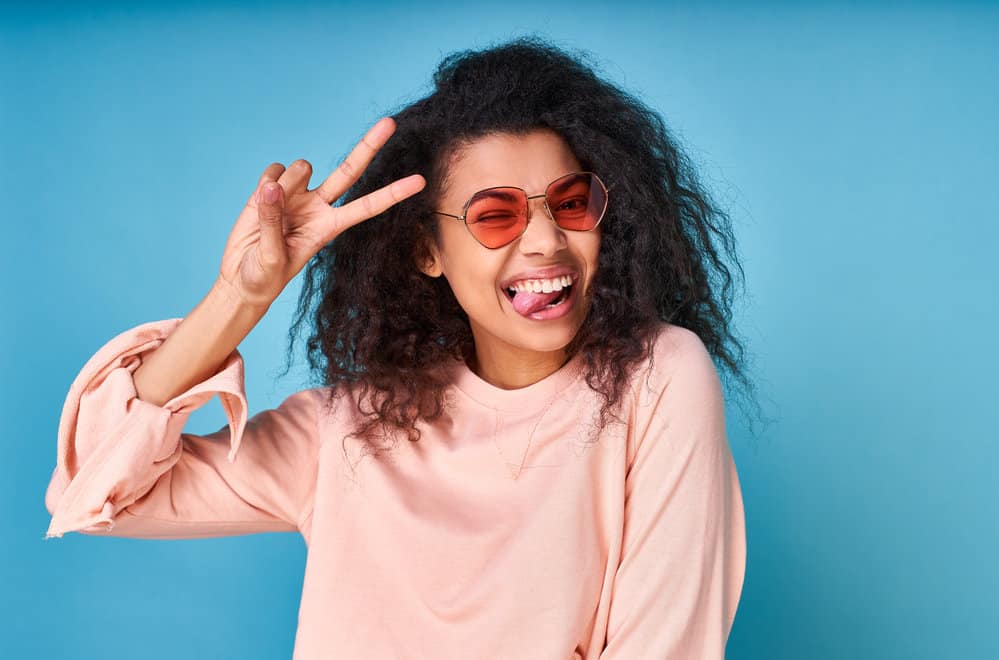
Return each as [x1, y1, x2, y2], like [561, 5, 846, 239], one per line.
[262, 184, 279, 204]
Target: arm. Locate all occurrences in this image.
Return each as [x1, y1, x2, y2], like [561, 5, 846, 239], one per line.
[131, 275, 268, 408]
[43, 316, 323, 540]
[42, 118, 426, 540]
[600, 327, 747, 659]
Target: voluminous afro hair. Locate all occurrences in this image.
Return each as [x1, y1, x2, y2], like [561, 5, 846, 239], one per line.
[282, 37, 762, 457]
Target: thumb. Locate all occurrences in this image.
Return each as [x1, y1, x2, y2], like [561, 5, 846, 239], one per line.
[256, 182, 288, 270]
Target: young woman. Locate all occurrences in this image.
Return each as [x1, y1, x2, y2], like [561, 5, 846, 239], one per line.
[44, 38, 750, 659]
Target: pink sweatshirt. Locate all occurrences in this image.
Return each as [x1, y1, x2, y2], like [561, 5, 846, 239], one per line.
[44, 318, 746, 659]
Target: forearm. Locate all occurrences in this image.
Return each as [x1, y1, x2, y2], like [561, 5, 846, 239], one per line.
[132, 276, 269, 407]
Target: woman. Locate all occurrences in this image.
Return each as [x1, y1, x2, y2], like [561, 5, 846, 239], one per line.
[44, 38, 750, 659]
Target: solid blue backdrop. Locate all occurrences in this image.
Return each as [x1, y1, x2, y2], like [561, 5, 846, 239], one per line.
[3, 2, 996, 658]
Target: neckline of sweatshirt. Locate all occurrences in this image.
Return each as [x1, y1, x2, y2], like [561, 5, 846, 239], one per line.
[443, 349, 587, 413]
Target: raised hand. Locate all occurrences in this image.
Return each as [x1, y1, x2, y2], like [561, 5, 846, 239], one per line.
[218, 117, 425, 308]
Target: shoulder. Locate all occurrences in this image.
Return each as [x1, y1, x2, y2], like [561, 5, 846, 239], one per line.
[258, 386, 340, 437]
[291, 383, 372, 444]
[622, 324, 728, 467]
[276, 386, 330, 412]
[631, 323, 721, 405]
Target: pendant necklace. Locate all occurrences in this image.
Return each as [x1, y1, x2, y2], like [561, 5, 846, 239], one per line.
[493, 390, 561, 480]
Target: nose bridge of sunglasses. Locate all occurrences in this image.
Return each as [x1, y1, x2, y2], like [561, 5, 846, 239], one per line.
[525, 192, 556, 223]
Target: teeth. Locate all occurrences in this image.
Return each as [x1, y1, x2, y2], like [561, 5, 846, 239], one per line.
[506, 274, 575, 294]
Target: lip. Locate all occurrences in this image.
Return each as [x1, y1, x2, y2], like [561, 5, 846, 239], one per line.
[499, 265, 579, 291]
[502, 273, 579, 321]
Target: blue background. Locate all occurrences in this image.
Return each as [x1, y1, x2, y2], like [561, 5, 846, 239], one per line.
[3, 2, 997, 658]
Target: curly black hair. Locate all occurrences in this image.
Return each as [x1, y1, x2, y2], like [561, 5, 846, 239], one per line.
[280, 36, 764, 458]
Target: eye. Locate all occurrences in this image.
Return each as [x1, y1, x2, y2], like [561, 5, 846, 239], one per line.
[473, 213, 518, 224]
[555, 197, 586, 211]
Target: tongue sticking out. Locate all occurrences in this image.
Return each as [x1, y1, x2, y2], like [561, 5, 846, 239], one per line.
[510, 289, 563, 316]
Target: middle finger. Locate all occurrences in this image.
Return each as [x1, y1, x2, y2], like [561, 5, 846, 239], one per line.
[313, 117, 396, 205]
[277, 159, 314, 196]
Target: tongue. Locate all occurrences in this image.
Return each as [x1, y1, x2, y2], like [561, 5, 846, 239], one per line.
[511, 289, 562, 316]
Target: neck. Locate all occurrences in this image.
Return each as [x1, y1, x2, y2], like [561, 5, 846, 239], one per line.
[468, 342, 569, 390]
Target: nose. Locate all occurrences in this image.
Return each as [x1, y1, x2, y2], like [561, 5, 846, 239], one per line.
[517, 196, 567, 256]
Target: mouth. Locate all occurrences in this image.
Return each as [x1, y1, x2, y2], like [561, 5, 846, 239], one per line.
[501, 276, 577, 321]
[502, 282, 573, 304]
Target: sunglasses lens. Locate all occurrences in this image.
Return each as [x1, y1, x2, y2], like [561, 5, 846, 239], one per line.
[547, 173, 608, 231]
[465, 188, 528, 248]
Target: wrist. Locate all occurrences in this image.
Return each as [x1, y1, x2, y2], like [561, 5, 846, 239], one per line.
[210, 275, 273, 316]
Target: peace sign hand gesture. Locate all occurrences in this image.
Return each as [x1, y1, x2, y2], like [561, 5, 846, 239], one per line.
[218, 117, 425, 309]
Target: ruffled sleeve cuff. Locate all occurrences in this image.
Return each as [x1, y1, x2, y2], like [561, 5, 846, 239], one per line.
[43, 318, 248, 539]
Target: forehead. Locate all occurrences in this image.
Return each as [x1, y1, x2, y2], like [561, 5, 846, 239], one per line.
[443, 129, 582, 201]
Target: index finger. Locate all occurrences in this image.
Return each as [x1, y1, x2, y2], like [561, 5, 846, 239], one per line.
[314, 117, 397, 205]
[317, 173, 426, 242]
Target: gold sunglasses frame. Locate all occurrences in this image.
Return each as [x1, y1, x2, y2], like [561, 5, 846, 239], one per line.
[430, 171, 610, 249]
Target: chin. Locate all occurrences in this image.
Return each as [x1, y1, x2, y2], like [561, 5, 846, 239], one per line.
[508, 322, 583, 353]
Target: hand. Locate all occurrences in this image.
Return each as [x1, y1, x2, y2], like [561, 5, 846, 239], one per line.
[218, 117, 425, 308]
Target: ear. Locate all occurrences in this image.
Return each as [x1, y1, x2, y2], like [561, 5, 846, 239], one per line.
[415, 236, 443, 278]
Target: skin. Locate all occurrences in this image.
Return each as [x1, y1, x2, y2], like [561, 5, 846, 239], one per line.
[418, 129, 601, 390]
[133, 118, 425, 406]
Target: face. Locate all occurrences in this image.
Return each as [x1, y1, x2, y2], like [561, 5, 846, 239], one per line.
[419, 129, 601, 380]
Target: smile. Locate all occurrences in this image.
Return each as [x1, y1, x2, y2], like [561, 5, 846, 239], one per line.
[502, 274, 577, 321]
[504, 273, 575, 295]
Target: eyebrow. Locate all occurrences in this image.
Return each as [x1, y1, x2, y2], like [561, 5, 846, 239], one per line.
[470, 189, 522, 204]
[547, 174, 586, 196]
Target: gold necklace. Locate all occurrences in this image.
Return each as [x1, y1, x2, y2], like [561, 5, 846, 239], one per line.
[492, 390, 561, 480]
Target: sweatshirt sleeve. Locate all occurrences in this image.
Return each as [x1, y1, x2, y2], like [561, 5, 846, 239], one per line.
[43, 318, 323, 540]
[600, 326, 747, 659]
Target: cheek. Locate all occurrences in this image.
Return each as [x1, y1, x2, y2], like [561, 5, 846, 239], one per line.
[573, 233, 602, 269]
[447, 261, 500, 300]
[588, 234, 601, 261]
[437, 238, 504, 301]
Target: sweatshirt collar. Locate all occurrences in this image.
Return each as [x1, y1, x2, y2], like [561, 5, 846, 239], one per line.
[442, 351, 587, 479]
[446, 351, 586, 414]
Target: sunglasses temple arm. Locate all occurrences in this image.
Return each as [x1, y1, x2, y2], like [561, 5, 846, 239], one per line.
[431, 211, 464, 221]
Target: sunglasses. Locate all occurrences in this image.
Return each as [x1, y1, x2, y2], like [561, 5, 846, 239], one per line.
[431, 171, 609, 249]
